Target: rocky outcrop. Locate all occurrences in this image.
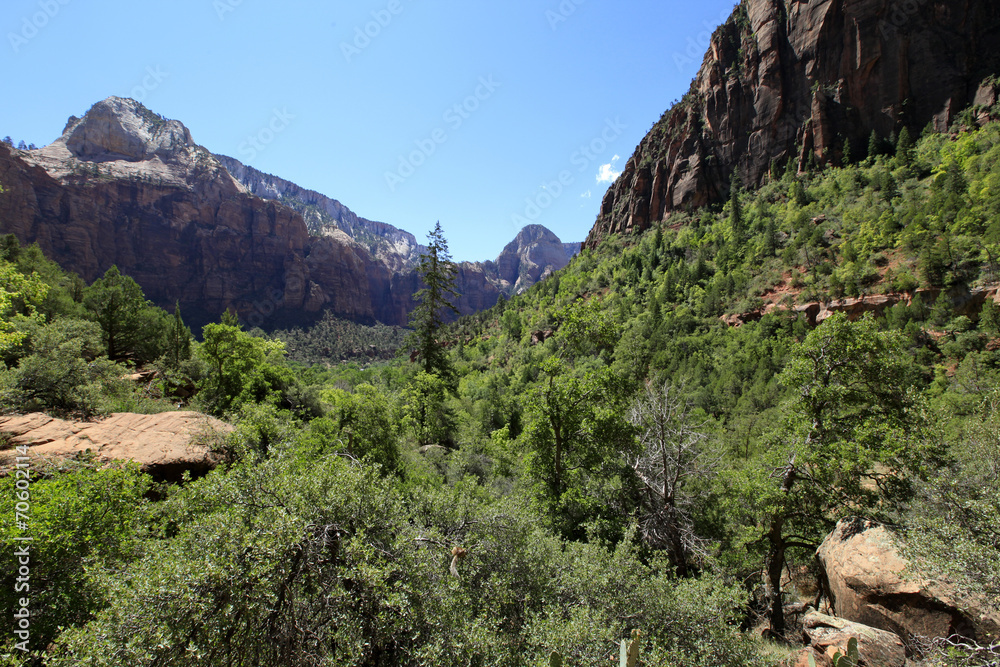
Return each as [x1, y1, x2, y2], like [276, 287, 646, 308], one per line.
[817, 519, 1000, 646]
[796, 611, 906, 667]
[62, 97, 195, 163]
[0, 98, 579, 330]
[0, 411, 232, 481]
[587, 0, 1000, 248]
[722, 285, 1000, 327]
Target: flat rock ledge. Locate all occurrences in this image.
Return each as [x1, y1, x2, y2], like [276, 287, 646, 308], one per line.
[0, 411, 232, 481]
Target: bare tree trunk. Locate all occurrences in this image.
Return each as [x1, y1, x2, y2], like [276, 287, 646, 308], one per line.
[765, 519, 787, 638]
[665, 503, 689, 577]
[765, 462, 797, 639]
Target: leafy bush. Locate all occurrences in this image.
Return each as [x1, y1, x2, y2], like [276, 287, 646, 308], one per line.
[0, 464, 150, 654]
[48, 458, 762, 667]
[0, 319, 124, 417]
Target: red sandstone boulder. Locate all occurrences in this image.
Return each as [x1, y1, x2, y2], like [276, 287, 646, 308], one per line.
[817, 519, 1000, 646]
[0, 411, 232, 481]
[801, 611, 906, 666]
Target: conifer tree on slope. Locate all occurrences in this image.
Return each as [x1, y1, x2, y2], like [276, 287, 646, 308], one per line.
[410, 222, 459, 380]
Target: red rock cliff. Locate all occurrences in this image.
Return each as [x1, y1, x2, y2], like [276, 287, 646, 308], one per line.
[586, 0, 1000, 247]
[0, 98, 578, 329]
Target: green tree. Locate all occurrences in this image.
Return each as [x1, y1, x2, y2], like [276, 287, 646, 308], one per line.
[553, 296, 619, 359]
[404, 370, 456, 448]
[842, 136, 854, 165]
[0, 464, 150, 653]
[0, 319, 120, 416]
[762, 217, 778, 257]
[729, 314, 927, 637]
[197, 322, 286, 413]
[867, 130, 881, 161]
[896, 125, 915, 167]
[520, 358, 634, 537]
[0, 258, 49, 354]
[410, 222, 459, 379]
[981, 299, 1000, 335]
[728, 173, 745, 251]
[500, 308, 522, 341]
[318, 384, 401, 471]
[790, 178, 808, 207]
[906, 392, 1000, 608]
[83, 266, 159, 362]
[165, 300, 192, 368]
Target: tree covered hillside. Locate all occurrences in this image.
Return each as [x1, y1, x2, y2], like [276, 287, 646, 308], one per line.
[1, 119, 999, 665]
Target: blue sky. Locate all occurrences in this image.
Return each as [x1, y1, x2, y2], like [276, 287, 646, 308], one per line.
[1, 0, 738, 261]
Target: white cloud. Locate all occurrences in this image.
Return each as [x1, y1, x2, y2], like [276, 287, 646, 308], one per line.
[596, 155, 622, 184]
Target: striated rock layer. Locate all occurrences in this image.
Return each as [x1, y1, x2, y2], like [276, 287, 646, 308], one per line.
[586, 0, 1000, 248]
[0, 98, 580, 329]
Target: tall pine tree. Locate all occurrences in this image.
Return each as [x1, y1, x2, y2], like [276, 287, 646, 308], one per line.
[410, 222, 460, 380]
[896, 125, 915, 166]
[167, 301, 192, 368]
[83, 266, 150, 362]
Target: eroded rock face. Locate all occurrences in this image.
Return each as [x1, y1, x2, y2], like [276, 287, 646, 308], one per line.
[586, 0, 1000, 248]
[63, 97, 195, 163]
[817, 519, 1000, 646]
[215, 153, 425, 273]
[0, 411, 232, 481]
[492, 224, 581, 295]
[721, 285, 1000, 328]
[0, 98, 579, 330]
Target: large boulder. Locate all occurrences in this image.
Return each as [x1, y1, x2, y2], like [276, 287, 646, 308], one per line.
[818, 519, 1000, 646]
[0, 412, 232, 481]
[798, 611, 906, 667]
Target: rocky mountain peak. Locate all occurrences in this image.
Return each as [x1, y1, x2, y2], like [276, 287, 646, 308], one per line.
[61, 96, 195, 163]
[494, 224, 581, 294]
[510, 224, 560, 246]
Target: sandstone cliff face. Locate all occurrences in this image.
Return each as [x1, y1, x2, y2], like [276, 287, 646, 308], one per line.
[587, 0, 1000, 247]
[0, 96, 401, 328]
[0, 98, 579, 329]
[215, 154, 424, 273]
[0, 130, 326, 329]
